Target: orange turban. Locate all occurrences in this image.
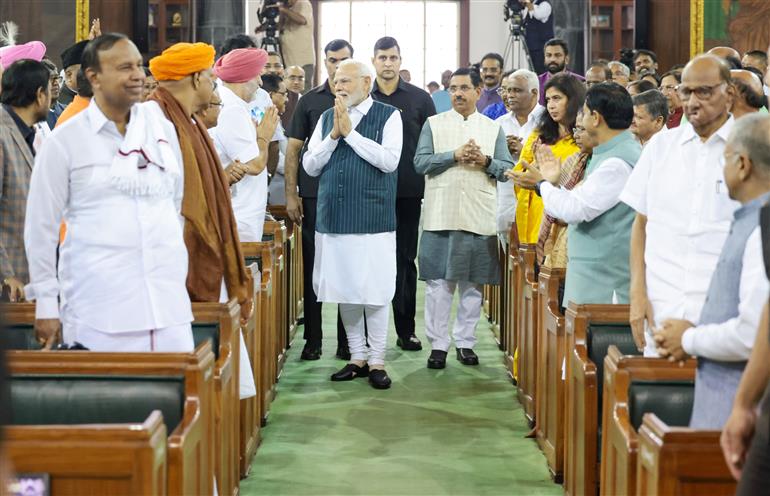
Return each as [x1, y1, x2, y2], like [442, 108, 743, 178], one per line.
[149, 42, 215, 81]
[213, 48, 268, 83]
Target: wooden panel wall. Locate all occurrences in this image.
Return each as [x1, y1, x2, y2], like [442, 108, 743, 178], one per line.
[647, 0, 690, 72]
[90, 0, 134, 42]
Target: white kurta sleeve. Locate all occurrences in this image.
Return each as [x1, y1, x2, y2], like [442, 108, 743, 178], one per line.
[24, 137, 71, 319]
[540, 157, 632, 224]
[529, 1, 552, 22]
[681, 228, 769, 361]
[302, 115, 339, 177]
[343, 110, 403, 173]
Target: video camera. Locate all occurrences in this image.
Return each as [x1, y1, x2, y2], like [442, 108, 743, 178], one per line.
[503, 0, 527, 38]
[257, 0, 282, 49]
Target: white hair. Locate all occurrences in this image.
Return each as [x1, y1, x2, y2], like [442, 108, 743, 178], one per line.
[509, 69, 539, 93]
[337, 59, 372, 79]
[608, 61, 630, 77]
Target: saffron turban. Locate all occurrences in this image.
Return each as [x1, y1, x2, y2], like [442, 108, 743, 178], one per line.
[0, 41, 46, 69]
[149, 42, 216, 81]
[213, 48, 268, 83]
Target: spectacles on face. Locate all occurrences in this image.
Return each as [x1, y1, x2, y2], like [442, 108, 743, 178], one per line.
[676, 82, 726, 100]
[287, 75, 305, 82]
[50, 75, 62, 83]
[448, 85, 474, 93]
[660, 84, 676, 92]
[496, 87, 508, 95]
[572, 126, 585, 135]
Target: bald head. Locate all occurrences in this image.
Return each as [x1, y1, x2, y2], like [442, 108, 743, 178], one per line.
[708, 46, 742, 69]
[285, 65, 305, 93]
[731, 69, 767, 115]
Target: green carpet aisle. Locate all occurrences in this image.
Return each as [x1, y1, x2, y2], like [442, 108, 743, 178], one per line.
[240, 282, 561, 496]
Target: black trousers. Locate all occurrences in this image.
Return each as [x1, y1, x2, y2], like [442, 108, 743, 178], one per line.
[737, 392, 770, 495]
[392, 197, 422, 339]
[300, 198, 347, 348]
[528, 47, 545, 76]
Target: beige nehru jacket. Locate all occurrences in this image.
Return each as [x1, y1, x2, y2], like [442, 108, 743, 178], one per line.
[422, 111, 501, 236]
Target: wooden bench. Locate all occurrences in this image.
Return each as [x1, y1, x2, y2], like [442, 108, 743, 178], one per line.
[5, 411, 168, 495]
[601, 346, 696, 496]
[535, 266, 566, 482]
[191, 299, 241, 496]
[264, 220, 288, 375]
[269, 205, 303, 342]
[6, 344, 216, 495]
[504, 226, 521, 380]
[2, 297, 244, 493]
[242, 241, 278, 423]
[563, 303, 636, 496]
[239, 263, 261, 477]
[636, 413, 735, 495]
[516, 244, 538, 425]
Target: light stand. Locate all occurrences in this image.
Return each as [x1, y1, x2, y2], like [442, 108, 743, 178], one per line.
[502, 11, 534, 72]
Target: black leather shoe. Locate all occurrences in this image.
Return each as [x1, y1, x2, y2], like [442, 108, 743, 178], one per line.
[300, 345, 322, 361]
[330, 363, 369, 381]
[427, 350, 447, 369]
[368, 369, 392, 389]
[336, 346, 351, 361]
[456, 348, 479, 366]
[397, 334, 423, 351]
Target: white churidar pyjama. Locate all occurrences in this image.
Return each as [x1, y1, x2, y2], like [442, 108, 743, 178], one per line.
[424, 279, 482, 352]
[339, 303, 389, 366]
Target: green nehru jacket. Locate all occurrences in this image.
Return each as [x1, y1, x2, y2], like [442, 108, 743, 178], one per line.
[562, 130, 642, 306]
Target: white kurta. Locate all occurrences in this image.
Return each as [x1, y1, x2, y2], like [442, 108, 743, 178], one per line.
[302, 96, 403, 305]
[24, 99, 193, 332]
[619, 118, 740, 356]
[213, 85, 267, 242]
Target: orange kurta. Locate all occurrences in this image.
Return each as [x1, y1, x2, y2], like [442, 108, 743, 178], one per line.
[55, 95, 91, 128]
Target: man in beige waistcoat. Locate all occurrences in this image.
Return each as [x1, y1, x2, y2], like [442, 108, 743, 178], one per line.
[414, 67, 514, 369]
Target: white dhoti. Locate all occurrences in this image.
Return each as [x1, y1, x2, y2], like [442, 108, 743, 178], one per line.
[313, 231, 396, 364]
[220, 281, 257, 400]
[63, 316, 195, 352]
[424, 279, 482, 352]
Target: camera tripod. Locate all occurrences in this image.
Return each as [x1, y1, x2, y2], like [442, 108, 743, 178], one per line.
[503, 19, 534, 72]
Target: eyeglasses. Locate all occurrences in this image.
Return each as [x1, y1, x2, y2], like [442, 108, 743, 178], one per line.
[676, 82, 726, 100]
[572, 127, 585, 135]
[448, 85, 474, 93]
[660, 84, 677, 92]
[496, 87, 507, 95]
[287, 75, 305, 81]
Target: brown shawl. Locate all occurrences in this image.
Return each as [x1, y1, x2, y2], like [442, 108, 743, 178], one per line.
[149, 87, 252, 318]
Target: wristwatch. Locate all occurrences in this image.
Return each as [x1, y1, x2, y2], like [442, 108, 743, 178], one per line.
[535, 179, 546, 197]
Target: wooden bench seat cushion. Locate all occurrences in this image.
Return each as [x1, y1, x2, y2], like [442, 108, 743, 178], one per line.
[192, 323, 220, 359]
[589, 324, 638, 463]
[9, 374, 185, 432]
[628, 380, 694, 431]
[6, 323, 40, 350]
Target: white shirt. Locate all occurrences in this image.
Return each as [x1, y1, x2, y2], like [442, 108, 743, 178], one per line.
[302, 95, 403, 305]
[541, 156, 632, 223]
[681, 227, 770, 361]
[495, 104, 545, 235]
[24, 99, 193, 331]
[523, 0, 552, 23]
[214, 85, 267, 242]
[619, 118, 740, 355]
